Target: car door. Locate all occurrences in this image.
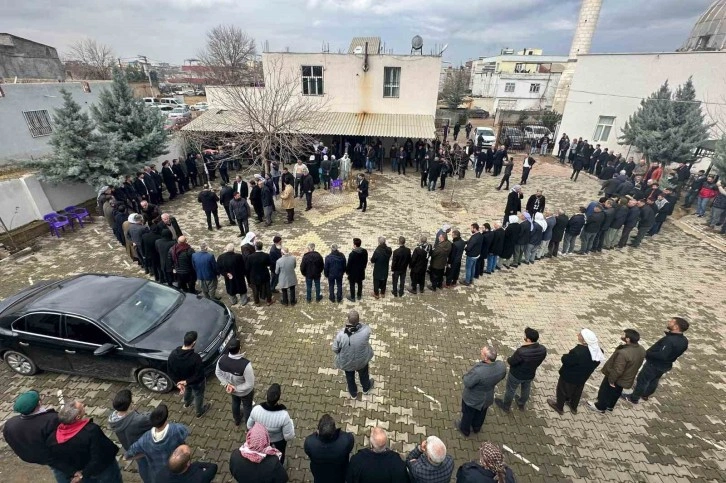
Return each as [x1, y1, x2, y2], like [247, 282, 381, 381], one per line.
[62, 315, 138, 382]
[11, 313, 72, 371]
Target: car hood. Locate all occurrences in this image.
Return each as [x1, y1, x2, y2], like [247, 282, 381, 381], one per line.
[133, 295, 228, 359]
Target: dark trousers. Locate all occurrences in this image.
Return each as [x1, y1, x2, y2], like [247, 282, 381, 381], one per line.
[251, 282, 272, 304]
[345, 364, 371, 397]
[497, 173, 510, 190]
[236, 217, 249, 236]
[648, 221, 664, 236]
[373, 278, 387, 296]
[493, 164, 502, 176]
[555, 377, 585, 411]
[189, 172, 199, 187]
[286, 208, 294, 222]
[305, 277, 321, 302]
[305, 191, 313, 209]
[271, 439, 288, 465]
[219, 168, 230, 184]
[460, 400, 487, 436]
[281, 286, 297, 305]
[594, 377, 623, 411]
[223, 204, 233, 223]
[439, 175, 447, 190]
[631, 225, 651, 247]
[520, 167, 531, 184]
[682, 190, 698, 208]
[548, 240, 560, 257]
[358, 194, 367, 211]
[446, 261, 461, 285]
[630, 362, 666, 402]
[328, 277, 343, 301]
[294, 178, 303, 197]
[177, 273, 196, 293]
[183, 380, 206, 416]
[593, 230, 607, 251]
[204, 209, 221, 229]
[618, 225, 635, 247]
[410, 272, 425, 292]
[571, 169, 581, 181]
[231, 391, 254, 425]
[392, 271, 405, 295]
[475, 166, 484, 178]
[429, 268, 444, 289]
[420, 171, 428, 187]
[349, 279, 362, 299]
[162, 270, 174, 287]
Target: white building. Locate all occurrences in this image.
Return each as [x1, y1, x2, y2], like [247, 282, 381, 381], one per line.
[469, 51, 567, 111]
[556, 51, 726, 157]
[189, 37, 442, 143]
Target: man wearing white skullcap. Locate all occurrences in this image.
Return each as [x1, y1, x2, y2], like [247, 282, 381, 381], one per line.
[434, 224, 452, 247]
[547, 329, 603, 415]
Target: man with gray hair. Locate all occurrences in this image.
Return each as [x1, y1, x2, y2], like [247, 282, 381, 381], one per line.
[333, 310, 374, 398]
[406, 435, 454, 483]
[458, 346, 507, 437]
[370, 236, 392, 299]
[324, 244, 347, 303]
[192, 242, 219, 300]
[346, 427, 408, 482]
[301, 243, 325, 303]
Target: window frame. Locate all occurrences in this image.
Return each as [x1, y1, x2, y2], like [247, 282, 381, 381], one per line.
[383, 66, 401, 98]
[301, 65, 324, 96]
[593, 115, 616, 142]
[529, 83, 541, 93]
[22, 110, 53, 137]
[12, 312, 63, 339]
[504, 82, 515, 93]
[64, 315, 118, 347]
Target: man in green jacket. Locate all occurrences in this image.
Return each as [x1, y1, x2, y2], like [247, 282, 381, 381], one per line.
[588, 329, 645, 413]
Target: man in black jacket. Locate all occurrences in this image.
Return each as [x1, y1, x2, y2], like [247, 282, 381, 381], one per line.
[370, 237, 392, 299]
[520, 155, 535, 185]
[561, 208, 585, 255]
[301, 243, 325, 303]
[622, 317, 689, 404]
[577, 205, 604, 255]
[172, 159, 187, 193]
[390, 237, 411, 297]
[197, 184, 221, 230]
[302, 172, 315, 211]
[605, 202, 628, 250]
[617, 199, 640, 248]
[548, 209, 568, 257]
[356, 173, 369, 211]
[219, 182, 235, 224]
[446, 230, 465, 287]
[346, 238, 368, 301]
[496, 327, 547, 412]
[3, 391, 63, 479]
[525, 190, 546, 217]
[463, 223, 483, 285]
[408, 237, 430, 294]
[547, 329, 602, 415]
[247, 241, 274, 305]
[325, 244, 347, 302]
[496, 156, 514, 190]
[592, 199, 615, 253]
[168, 331, 211, 418]
[162, 160, 178, 200]
[503, 185, 523, 224]
[346, 428, 408, 483]
[304, 414, 355, 483]
[156, 444, 218, 483]
[47, 400, 121, 482]
[630, 199, 655, 247]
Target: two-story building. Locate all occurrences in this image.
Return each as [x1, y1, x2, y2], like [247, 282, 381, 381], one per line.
[184, 37, 442, 154]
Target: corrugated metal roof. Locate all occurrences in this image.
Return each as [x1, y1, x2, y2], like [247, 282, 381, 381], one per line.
[182, 111, 435, 139]
[348, 37, 381, 54]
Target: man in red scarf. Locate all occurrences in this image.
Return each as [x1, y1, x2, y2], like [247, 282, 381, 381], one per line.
[229, 423, 287, 482]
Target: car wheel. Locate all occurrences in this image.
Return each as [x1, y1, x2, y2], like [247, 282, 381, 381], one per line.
[137, 368, 173, 393]
[3, 350, 38, 376]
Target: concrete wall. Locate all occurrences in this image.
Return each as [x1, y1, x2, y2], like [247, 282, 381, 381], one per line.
[262, 52, 441, 116]
[0, 81, 111, 164]
[0, 34, 65, 81]
[557, 52, 726, 155]
[0, 175, 97, 230]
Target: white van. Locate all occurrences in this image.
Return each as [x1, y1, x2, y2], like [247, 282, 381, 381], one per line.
[160, 97, 185, 107]
[523, 125, 552, 142]
[143, 97, 160, 106]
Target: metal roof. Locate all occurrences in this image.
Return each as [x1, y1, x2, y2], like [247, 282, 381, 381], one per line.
[348, 37, 382, 54]
[182, 110, 436, 139]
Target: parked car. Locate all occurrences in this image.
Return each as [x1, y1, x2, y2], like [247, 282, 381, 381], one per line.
[168, 106, 192, 120]
[143, 97, 160, 106]
[499, 127, 526, 149]
[474, 127, 496, 148]
[164, 117, 190, 131]
[160, 97, 185, 107]
[0, 274, 236, 393]
[191, 102, 208, 111]
[469, 108, 490, 119]
[194, 89, 206, 96]
[523, 125, 552, 142]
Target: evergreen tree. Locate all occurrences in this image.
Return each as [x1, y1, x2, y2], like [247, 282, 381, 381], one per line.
[440, 67, 468, 110]
[620, 78, 709, 165]
[91, 68, 169, 169]
[714, 135, 726, 175]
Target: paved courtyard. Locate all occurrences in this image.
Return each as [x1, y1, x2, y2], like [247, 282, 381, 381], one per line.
[0, 157, 724, 482]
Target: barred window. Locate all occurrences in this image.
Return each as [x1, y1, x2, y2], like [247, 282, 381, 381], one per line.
[302, 65, 324, 95]
[23, 110, 53, 137]
[383, 67, 401, 98]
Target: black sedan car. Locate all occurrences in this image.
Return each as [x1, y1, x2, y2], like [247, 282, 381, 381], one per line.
[0, 274, 236, 393]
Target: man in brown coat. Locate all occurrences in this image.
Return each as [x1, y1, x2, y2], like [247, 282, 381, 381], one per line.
[280, 182, 295, 224]
[588, 329, 645, 413]
[427, 233, 451, 292]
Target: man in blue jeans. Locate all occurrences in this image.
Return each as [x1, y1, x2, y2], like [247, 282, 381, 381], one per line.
[462, 223, 483, 285]
[495, 327, 547, 412]
[324, 244, 347, 303]
[300, 243, 324, 303]
[167, 331, 211, 418]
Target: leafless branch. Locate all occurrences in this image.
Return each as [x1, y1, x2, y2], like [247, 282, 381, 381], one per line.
[197, 25, 258, 85]
[65, 38, 115, 80]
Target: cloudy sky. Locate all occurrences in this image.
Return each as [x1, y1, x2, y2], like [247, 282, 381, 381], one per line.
[2, 0, 714, 65]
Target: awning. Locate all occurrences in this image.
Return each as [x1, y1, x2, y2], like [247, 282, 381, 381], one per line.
[182, 110, 436, 139]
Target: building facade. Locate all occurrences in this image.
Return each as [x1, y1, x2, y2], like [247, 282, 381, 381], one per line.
[0, 33, 65, 82]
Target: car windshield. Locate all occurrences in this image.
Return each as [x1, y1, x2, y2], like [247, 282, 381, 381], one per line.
[100, 283, 182, 341]
[480, 129, 494, 136]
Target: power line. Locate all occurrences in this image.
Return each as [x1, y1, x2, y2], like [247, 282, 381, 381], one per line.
[569, 88, 726, 106]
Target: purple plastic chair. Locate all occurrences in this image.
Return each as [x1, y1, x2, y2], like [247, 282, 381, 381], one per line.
[63, 205, 92, 228]
[330, 179, 343, 194]
[43, 213, 72, 238]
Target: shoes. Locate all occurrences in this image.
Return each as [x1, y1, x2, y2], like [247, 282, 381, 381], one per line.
[427, 284, 435, 291]
[494, 398, 510, 413]
[547, 398, 564, 415]
[356, 206, 362, 210]
[266, 300, 275, 306]
[380, 292, 385, 298]
[305, 207, 312, 211]
[454, 419, 469, 437]
[350, 392, 358, 399]
[234, 419, 241, 427]
[196, 403, 212, 418]
[346, 297, 355, 302]
[237, 233, 244, 237]
[364, 379, 375, 394]
[372, 292, 380, 299]
[517, 403, 526, 411]
[568, 403, 578, 414]
[183, 402, 192, 409]
[392, 291, 398, 297]
[407, 288, 418, 294]
[586, 401, 605, 414]
[316, 296, 324, 302]
[641, 396, 649, 401]
[620, 394, 638, 404]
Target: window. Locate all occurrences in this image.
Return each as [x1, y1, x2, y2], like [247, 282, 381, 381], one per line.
[15, 313, 62, 338]
[529, 83, 541, 93]
[514, 63, 524, 73]
[504, 83, 515, 93]
[100, 283, 181, 341]
[22, 110, 53, 137]
[383, 67, 401, 98]
[301, 65, 324, 95]
[66, 316, 114, 346]
[593, 116, 616, 142]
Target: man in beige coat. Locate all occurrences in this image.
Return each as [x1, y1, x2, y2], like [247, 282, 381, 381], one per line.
[280, 182, 295, 224]
[588, 329, 645, 413]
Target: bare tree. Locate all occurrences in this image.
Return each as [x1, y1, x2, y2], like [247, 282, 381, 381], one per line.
[197, 25, 258, 85]
[65, 38, 115, 80]
[182, 57, 327, 176]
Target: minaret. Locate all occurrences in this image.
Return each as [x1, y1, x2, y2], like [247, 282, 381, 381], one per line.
[552, 0, 603, 113]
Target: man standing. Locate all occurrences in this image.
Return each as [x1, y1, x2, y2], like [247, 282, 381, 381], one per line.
[463, 224, 483, 286]
[370, 237, 392, 299]
[406, 436, 454, 483]
[356, 173, 369, 212]
[280, 181, 295, 224]
[259, 179, 275, 226]
[324, 244, 347, 303]
[191, 242, 219, 300]
[428, 157, 442, 191]
[504, 185, 523, 223]
[346, 428, 408, 482]
[622, 317, 689, 404]
[3, 391, 62, 480]
[216, 338, 255, 426]
[269, 236, 283, 294]
[197, 185, 221, 231]
[629, 199, 654, 248]
[302, 171, 315, 211]
[390, 236, 411, 298]
[161, 160, 178, 200]
[496, 156, 514, 191]
[446, 229, 465, 287]
[458, 346, 507, 437]
[496, 327, 547, 412]
[217, 243, 248, 306]
[157, 213, 183, 240]
[577, 205, 604, 255]
[333, 310, 374, 398]
[520, 154, 536, 185]
[47, 400, 121, 483]
[219, 182, 235, 224]
[304, 414, 355, 483]
[346, 238, 368, 301]
[108, 389, 153, 480]
[547, 329, 603, 415]
[293, 159, 309, 197]
[171, 236, 196, 293]
[247, 241, 274, 306]
[408, 236, 430, 294]
[156, 444, 218, 483]
[229, 192, 250, 237]
[525, 190, 546, 217]
[617, 199, 640, 248]
[168, 331, 211, 418]
[588, 329, 646, 414]
[428, 233, 451, 291]
[301, 243, 325, 303]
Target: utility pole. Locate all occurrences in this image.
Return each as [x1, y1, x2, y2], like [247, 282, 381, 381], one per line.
[137, 55, 154, 95]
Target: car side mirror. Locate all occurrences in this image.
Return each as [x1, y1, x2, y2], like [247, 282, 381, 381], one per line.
[94, 343, 117, 356]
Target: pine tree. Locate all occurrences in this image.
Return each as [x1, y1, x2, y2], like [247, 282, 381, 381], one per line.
[91, 68, 169, 169]
[714, 135, 726, 175]
[32, 89, 111, 188]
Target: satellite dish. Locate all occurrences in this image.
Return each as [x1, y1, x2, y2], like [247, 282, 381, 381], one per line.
[412, 35, 423, 50]
[354, 45, 363, 54]
[439, 43, 449, 55]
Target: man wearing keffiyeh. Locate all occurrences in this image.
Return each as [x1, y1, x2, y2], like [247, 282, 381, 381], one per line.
[455, 442, 516, 482]
[229, 423, 288, 482]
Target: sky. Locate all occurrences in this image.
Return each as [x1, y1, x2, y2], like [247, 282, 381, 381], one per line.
[1, 0, 715, 66]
